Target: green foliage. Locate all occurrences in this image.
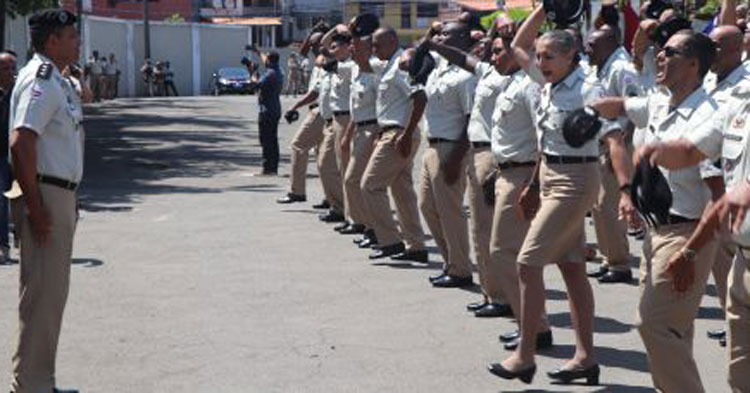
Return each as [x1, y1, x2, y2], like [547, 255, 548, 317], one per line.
[479, 7, 533, 30]
[5, 0, 60, 18]
[694, 0, 719, 20]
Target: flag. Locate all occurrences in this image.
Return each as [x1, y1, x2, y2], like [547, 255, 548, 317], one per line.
[622, 0, 639, 52]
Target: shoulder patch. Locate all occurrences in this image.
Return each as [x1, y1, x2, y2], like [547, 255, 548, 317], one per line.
[36, 63, 53, 80]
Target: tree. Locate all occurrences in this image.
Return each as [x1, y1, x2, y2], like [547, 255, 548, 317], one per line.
[2, 0, 60, 51]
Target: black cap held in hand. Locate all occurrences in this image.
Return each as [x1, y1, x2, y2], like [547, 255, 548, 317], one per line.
[351, 13, 380, 38]
[284, 110, 300, 124]
[651, 16, 692, 47]
[29, 9, 77, 32]
[630, 159, 673, 228]
[562, 106, 602, 148]
[409, 45, 436, 85]
[645, 0, 673, 20]
[543, 0, 585, 27]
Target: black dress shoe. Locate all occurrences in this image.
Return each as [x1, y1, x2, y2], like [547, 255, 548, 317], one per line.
[53, 389, 80, 393]
[276, 193, 306, 204]
[431, 274, 474, 288]
[368, 242, 405, 259]
[467, 299, 489, 312]
[598, 269, 633, 284]
[319, 210, 345, 223]
[334, 221, 351, 232]
[474, 303, 513, 318]
[547, 363, 600, 385]
[429, 272, 447, 283]
[707, 328, 726, 340]
[720, 336, 727, 347]
[358, 237, 378, 249]
[504, 330, 553, 351]
[487, 362, 536, 384]
[587, 266, 608, 278]
[312, 200, 330, 209]
[390, 249, 428, 263]
[499, 329, 520, 343]
[340, 223, 366, 234]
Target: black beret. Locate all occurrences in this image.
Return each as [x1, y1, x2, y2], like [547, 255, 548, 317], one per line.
[409, 45, 436, 85]
[284, 109, 300, 124]
[543, 0, 585, 27]
[651, 15, 691, 47]
[631, 159, 673, 228]
[562, 106, 602, 148]
[29, 9, 77, 32]
[645, 0, 673, 20]
[350, 13, 380, 38]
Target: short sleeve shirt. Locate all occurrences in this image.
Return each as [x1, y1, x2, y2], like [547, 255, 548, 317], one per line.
[468, 62, 506, 143]
[423, 59, 476, 140]
[10, 54, 84, 182]
[597, 47, 640, 130]
[330, 59, 354, 112]
[491, 71, 540, 164]
[530, 65, 620, 157]
[349, 63, 379, 123]
[318, 71, 334, 120]
[624, 86, 720, 219]
[376, 49, 423, 129]
[307, 66, 323, 94]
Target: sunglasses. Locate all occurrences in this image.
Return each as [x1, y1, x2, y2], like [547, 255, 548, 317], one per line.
[662, 46, 688, 58]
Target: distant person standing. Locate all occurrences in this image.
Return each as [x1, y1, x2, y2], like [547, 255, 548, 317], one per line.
[164, 61, 178, 96]
[285, 53, 301, 95]
[8, 9, 84, 393]
[252, 51, 284, 175]
[301, 55, 311, 92]
[0, 49, 17, 264]
[140, 59, 154, 96]
[85, 50, 101, 101]
[105, 53, 119, 99]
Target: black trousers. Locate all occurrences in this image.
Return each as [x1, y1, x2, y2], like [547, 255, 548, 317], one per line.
[258, 113, 280, 173]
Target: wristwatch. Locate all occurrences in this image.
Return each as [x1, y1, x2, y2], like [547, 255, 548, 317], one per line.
[680, 247, 698, 263]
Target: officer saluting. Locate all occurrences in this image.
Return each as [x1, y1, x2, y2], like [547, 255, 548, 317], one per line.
[8, 9, 83, 393]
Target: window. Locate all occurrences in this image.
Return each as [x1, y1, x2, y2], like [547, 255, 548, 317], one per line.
[401, 1, 411, 29]
[416, 3, 438, 28]
[359, 1, 385, 18]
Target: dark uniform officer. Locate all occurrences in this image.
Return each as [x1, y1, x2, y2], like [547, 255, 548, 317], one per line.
[253, 51, 283, 175]
[8, 9, 83, 393]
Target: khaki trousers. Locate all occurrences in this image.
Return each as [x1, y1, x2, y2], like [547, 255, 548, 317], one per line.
[712, 231, 734, 313]
[636, 223, 718, 393]
[418, 143, 471, 277]
[344, 123, 378, 227]
[317, 118, 345, 214]
[592, 157, 631, 271]
[466, 147, 501, 301]
[11, 184, 77, 393]
[289, 108, 325, 196]
[332, 114, 351, 180]
[728, 251, 750, 392]
[489, 165, 550, 333]
[361, 129, 425, 250]
[518, 162, 600, 266]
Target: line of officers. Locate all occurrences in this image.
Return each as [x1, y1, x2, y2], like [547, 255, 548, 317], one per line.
[275, 5, 750, 392]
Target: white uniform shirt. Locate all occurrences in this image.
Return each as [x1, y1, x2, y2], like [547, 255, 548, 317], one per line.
[468, 62, 506, 143]
[705, 64, 750, 98]
[491, 71, 540, 164]
[690, 79, 750, 189]
[349, 63, 378, 123]
[376, 49, 423, 129]
[318, 71, 334, 120]
[597, 47, 640, 130]
[625, 86, 720, 219]
[307, 66, 323, 94]
[423, 58, 476, 140]
[10, 54, 84, 182]
[105, 59, 119, 76]
[531, 65, 620, 157]
[330, 59, 354, 112]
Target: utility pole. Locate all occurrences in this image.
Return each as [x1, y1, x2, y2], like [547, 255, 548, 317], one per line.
[144, 0, 152, 60]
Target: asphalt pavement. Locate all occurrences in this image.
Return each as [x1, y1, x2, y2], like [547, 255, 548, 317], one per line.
[0, 95, 730, 392]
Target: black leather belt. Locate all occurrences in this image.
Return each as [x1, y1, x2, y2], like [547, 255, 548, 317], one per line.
[380, 125, 402, 133]
[428, 138, 458, 146]
[38, 174, 78, 191]
[665, 214, 698, 225]
[543, 154, 598, 164]
[498, 161, 536, 170]
[472, 142, 491, 148]
[308, 103, 319, 110]
[356, 119, 378, 127]
[325, 118, 333, 125]
[333, 110, 350, 117]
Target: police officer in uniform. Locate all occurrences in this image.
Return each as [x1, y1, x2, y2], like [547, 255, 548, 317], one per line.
[362, 26, 427, 258]
[595, 29, 723, 392]
[8, 9, 83, 393]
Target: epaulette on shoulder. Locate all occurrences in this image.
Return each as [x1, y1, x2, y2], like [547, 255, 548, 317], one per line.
[36, 63, 53, 80]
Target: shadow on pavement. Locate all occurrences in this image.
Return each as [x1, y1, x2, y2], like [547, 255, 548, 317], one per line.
[72, 258, 104, 267]
[547, 312, 633, 334]
[79, 98, 283, 213]
[542, 344, 650, 373]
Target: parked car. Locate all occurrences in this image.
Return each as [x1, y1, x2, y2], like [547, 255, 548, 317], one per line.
[211, 67, 253, 95]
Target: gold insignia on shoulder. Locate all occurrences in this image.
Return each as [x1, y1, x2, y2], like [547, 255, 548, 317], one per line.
[733, 117, 745, 129]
